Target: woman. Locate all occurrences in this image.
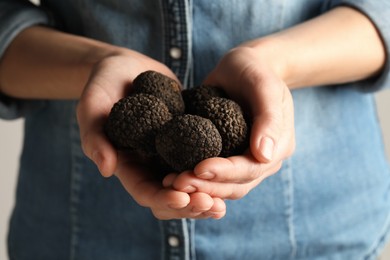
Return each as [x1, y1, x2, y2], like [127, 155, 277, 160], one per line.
[0, 0, 389, 259]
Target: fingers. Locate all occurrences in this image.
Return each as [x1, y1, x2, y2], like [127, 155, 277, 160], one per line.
[174, 193, 226, 219]
[114, 161, 190, 215]
[151, 194, 226, 220]
[115, 160, 226, 220]
[165, 158, 282, 200]
[193, 151, 283, 184]
[194, 155, 263, 183]
[149, 191, 226, 220]
[165, 171, 260, 200]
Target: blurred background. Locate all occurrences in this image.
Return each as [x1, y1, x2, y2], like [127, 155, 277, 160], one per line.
[1, 91, 389, 259]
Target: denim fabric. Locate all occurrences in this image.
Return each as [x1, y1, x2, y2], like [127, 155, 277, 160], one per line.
[1, 0, 390, 259]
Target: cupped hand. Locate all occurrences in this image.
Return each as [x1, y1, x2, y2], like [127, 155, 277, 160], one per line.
[77, 50, 225, 219]
[165, 46, 295, 200]
[114, 152, 226, 219]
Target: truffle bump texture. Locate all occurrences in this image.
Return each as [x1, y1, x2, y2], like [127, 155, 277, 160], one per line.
[105, 71, 250, 176]
[132, 70, 185, 115]
[195, 97, 248, 157]
[155, 114, 223, 172]
[105, 93, 172, 156]
[182, 85, 227, 115]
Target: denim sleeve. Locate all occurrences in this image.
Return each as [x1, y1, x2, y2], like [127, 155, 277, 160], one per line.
[322, 0, 390, 92]
[0, 1, 55, 119]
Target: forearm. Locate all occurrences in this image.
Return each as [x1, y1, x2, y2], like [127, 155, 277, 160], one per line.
[0, 26, 122, 99]
[245, 6, 386, 89]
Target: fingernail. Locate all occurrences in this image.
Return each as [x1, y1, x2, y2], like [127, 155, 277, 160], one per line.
[162, 174, 177, 188]
[182, 185, 197, 193]
[168, 203, 186, 209]
[203, 211, 218, 217]
[203, 211, 225, 219]
[259, 137, 274, 161]
[197, 172, 215, 180]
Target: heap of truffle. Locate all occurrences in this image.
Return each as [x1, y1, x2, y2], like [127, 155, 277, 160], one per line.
[104, 70, 249, 174]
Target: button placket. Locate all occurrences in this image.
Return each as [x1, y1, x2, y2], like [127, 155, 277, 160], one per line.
[161, 219, 191, 260]
[162, 0, 192, 86]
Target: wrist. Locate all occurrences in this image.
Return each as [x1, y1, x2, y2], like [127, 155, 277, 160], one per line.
[241, 7, 386, 89]
[241, 37, 291, 87]
[0, 26, 127, 99]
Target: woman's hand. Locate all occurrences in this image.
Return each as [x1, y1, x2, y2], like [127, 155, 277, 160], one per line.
[77, 51, 226, 219]
[163, 6, 387, 203]
[114, 151, 226, 219]
[164, 46, 295, 200]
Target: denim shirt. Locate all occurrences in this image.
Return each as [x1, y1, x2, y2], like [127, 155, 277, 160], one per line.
[1, 1, 390, 259]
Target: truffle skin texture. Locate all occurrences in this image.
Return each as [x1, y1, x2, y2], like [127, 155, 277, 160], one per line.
[196, 97, 248, 157]
[182, 85, 227, 115]
[132, 70, 185, 115]
[105, 93, 172, 156]
[155, 114, 222, 172]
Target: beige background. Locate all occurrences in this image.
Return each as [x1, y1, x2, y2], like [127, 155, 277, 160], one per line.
[0, 91, 389, 259]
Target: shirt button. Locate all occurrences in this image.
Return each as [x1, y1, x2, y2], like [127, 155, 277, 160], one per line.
[168, 235, 180, 247]
[169, 47, 182, 59]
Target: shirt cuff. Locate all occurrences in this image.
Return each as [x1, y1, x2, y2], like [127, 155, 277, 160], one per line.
[322, 0, 390, 92]
[0, 1, 54, 119]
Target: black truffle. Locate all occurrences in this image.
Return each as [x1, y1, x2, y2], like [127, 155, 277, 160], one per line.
[105, 93, 172, 156]
[105, 71, 250, 177]
[192, 97, 248, 157]
[132, 70, 185, 115]
[182, 85, 227, 115]
[155, 114, 222, 172]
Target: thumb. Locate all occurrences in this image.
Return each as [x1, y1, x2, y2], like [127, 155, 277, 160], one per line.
[77, 86, 118, 178]
[247, 76, 286, 163]
[79, 126, 118, 178]
[250, 111, 282, 163]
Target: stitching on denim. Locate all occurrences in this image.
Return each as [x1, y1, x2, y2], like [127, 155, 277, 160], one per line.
[182, 218, 191, 260]
[277, 0, 287, 30]
[189, 219, 196, 260]
[282, 157, 297, 259]
[362, 182, 390, 260]
[182, 0, 193, 88]
[69, 101, 83, 260]
[159, 220, 166, 260]
[363, 211, 390, 260]
[161, 0, 192, 86]
[159, 0, 166, 65]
